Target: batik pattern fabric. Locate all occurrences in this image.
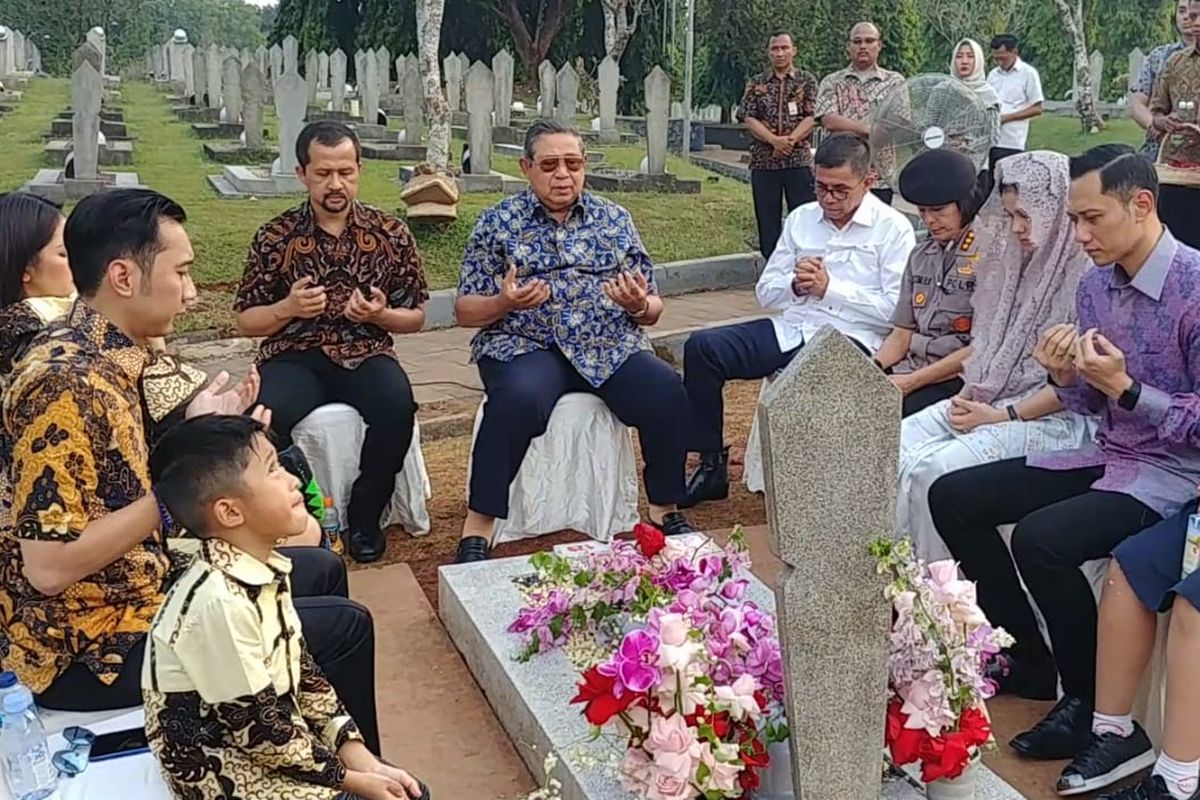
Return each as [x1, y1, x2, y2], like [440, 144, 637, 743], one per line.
[143, 539, 362, 800]
[458, 189, 657, 388]
[1135, 42, 1187, 157]
[1151, 46, 1200, 168]
[737, 69, 819, 170]
[235, 202, 430, 369]
[0, 303, 169, 692]
[815, 66, 906, 187]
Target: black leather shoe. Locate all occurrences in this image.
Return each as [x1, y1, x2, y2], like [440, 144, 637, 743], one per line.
[653, 512, 698, 537]
[454, 536, 491, 564]
[1010, 696, 1093, 760]
[681, 448, 729, 509]
[1098, 774, 1199, 800]
[1057, 724, 1155, 796]
[347, 528, 385, 564]
[985, 651, 1060, 700]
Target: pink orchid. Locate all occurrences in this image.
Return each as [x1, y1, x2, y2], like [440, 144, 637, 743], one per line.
[600, 629, 662, 695]
[715, 674, 762, 721]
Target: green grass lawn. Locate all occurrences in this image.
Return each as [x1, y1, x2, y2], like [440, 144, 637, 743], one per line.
[0, 80, 1146, 335]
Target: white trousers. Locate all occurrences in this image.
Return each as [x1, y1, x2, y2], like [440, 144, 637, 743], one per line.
[896, 398, 1098, 562]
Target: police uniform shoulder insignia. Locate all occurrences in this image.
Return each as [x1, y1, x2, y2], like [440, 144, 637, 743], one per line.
[959, 230, 976, 252]
[913, 291, 927, 307]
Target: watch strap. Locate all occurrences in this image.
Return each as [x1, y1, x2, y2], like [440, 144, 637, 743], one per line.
[1118, 380, 1142, 411]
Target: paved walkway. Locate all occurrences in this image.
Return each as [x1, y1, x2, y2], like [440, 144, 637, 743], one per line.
[178, 288, 770, 415]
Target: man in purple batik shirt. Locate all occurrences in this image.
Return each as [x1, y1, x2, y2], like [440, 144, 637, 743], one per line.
[925, 144, 1200, 764]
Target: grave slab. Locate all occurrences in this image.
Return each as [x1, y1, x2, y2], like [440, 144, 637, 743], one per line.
[209, 164, 305, 197]
[23, 169, 145, 204]
[361, 142, 427, 161]
[440, 548, 1023, 800]
[191, 122, 245, 140]
[585, 170, 701, 194]
[43, 139, 133, 167]
[173, 105, 220, 123]
[398, 165, 525, 194]
[51, 118, 128, 138]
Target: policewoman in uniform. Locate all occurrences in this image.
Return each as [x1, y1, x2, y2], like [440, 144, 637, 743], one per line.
[873, 148, 983, 417]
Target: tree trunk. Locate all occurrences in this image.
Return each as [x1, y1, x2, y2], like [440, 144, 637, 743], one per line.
[493, 0, 576, 79]
[600, 0, 646, 63]
[415, 0, 451, 172]
[1051, 0, 1105, 133]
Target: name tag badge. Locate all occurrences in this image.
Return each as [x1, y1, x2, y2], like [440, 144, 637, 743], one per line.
[787, 101, 799, 116]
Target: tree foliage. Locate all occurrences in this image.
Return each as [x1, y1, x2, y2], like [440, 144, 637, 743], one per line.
[0, 0, 266, 75]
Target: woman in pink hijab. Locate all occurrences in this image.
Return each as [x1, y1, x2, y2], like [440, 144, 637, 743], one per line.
[896, 151, 1098, 561]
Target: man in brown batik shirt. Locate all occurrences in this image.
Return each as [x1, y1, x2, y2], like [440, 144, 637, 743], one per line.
[235, 121, 429, 564]
[737, 31, 818, 259]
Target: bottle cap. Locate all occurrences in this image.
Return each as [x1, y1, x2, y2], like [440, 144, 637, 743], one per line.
[2, 687, 33, 715]
[323, 496, 334, 508]
[0, 671, 17, 689]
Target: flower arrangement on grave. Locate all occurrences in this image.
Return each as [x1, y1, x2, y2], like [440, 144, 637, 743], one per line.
[870, 538, 1012, 785]
[509, 525, 788, 799]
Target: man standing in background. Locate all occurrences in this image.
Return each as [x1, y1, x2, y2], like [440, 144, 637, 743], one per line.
[1130, 0, 1194, 159]
[815, 21, 906, 205]
[987, 34, 1045, 174]
[738, 32, 819, 259]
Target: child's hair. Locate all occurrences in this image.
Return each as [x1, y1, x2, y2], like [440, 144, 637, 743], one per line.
[149, 414, 267, 537]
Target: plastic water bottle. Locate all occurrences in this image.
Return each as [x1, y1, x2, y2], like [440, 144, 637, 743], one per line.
[0, 672, 22, 725]
[0, 687, 57, 800]
[321, 497, 341, 547]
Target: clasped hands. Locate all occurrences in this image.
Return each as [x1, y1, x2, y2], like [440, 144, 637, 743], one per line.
[771, 131, 805, 159]
[791, 256, 829, 299]
[284, 275, 389, 324]
[1034, 323, 1132, 398]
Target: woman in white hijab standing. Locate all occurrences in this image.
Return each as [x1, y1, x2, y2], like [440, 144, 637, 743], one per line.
[952, 38, 1003, 194]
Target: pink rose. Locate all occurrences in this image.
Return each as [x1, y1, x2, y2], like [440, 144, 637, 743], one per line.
[646, 713, 702, 762]
[927, 560, 959, 587]
[647, 771, 693, 800]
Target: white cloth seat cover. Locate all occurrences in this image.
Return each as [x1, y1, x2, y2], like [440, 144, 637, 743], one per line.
[291, 403, 431, 537]
[468, 392, 639, 545]
[744, 378, 771, 494]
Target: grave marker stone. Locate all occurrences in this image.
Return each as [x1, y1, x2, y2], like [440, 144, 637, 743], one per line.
[492, 49, 514, 127]
[255, 44, 268, 78]
[222, 56, 243, 124]
[72, 42, 101, 74]
[13, 29, 25, 72]
[269, 43, 283, 86]
[0, 30, 10, 80]
[1129, 47, 1145, 92]
[644, 66, 670, 174]
[282, 35, 298, 75]
[539, 60, 556, 116]
[168, 36, 187, 83]
[318, 51, 330, 89]
[759, 327, 896, 799]
[242, 62, 266, 148]
[444, 53, 462, 112]
[27, 41, 38, 73]
[192, 47, 207, 104]
[305, 49, 319, 105]
[598, 55, 619, 133]
[1090, 49, 1104, 104]
[274, 70, 307, 174]
[85, 26, 106, 78]
[362, 55, 380, 128]
[556, 62, 578, 122]
[377, 45, 391, 93]
[71, 53, 103, 180]
[466, 61, 494, 176]
[206, 43, 222, 110]
[330, 49, 347, 113]
[402, 57, 423, 145]
[354, 49, 368, 92]
[181, 43, 195, 99]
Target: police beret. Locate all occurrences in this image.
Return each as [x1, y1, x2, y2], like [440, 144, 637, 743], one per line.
[898, 149, 978, 206]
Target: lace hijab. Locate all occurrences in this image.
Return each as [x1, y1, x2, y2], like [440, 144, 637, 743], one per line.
[961, 151, 1092, 403]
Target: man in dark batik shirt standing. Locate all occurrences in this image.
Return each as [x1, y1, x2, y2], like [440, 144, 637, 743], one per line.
[738, 32, 819, 259]
[235, 121, 429, 564]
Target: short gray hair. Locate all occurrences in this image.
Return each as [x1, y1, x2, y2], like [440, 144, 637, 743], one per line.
[523, 119, 585, 161]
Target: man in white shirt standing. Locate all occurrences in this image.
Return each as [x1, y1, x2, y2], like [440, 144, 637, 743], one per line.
[987, 34, 1045, 176]
[681, 133, 916, 507]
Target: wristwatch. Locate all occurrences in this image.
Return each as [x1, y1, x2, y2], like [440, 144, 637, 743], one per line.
[1117, 380, 1142, 411]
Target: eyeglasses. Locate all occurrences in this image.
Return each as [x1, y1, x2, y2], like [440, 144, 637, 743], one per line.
[534, 156, 587, 173]
[814, 180, 865, 202]
[52, 726, 95, 777]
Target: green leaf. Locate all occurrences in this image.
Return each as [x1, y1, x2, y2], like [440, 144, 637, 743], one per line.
[574, 570, 593, 587]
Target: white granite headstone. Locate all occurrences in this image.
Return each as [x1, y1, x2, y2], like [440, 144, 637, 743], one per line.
[71, 55, 103, 179]
[242, 61, 267, 148]
[443, 53, 462, 112]
[644, 66, 670, 174]
[305, 49, 319, 105]
[318, 50, 330, 89]
[282, 35, 298, 75]
[192, 47, 207, 104]
[598, 55, 618, 133]
[222, 56, 243, 124]
[269, 43, 283, 85]
[402, 57, 423, 145]
[1129, 47, 1146, 92]
[492, 49, 514, 127]
[206, 43, 222, 110]
[555, 62, 578, 122]
[85, 26, 106, 77]
[466, 61, 494, 175]
[330, 49, 347, 113]
[274, 70, 307, 174]
[538, 60, 556, 116]
[376, 45, 391, 94]
[362, 55, 380, 129]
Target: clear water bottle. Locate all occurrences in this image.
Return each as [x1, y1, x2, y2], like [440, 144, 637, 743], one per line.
[0, 687, 57, 800]
[321, 497, 341, 547]
[0, 672, 21, 725]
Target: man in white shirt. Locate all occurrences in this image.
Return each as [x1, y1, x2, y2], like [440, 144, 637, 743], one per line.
[987, 34, 1045, 176]
[681, 133, 916, 507]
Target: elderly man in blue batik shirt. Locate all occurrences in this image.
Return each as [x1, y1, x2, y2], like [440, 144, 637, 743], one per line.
[451, 119, 697, 564]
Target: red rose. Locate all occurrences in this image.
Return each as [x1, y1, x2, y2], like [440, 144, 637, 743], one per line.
[738, 766, 762, 792]
[571, 666, 640, 726]
[634, 523, 667, 558]
[711, 711, 732, 739]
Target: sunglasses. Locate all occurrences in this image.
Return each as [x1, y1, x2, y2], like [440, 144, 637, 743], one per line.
[534, 156, 587, 173]
[52, 726, 96, 777]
